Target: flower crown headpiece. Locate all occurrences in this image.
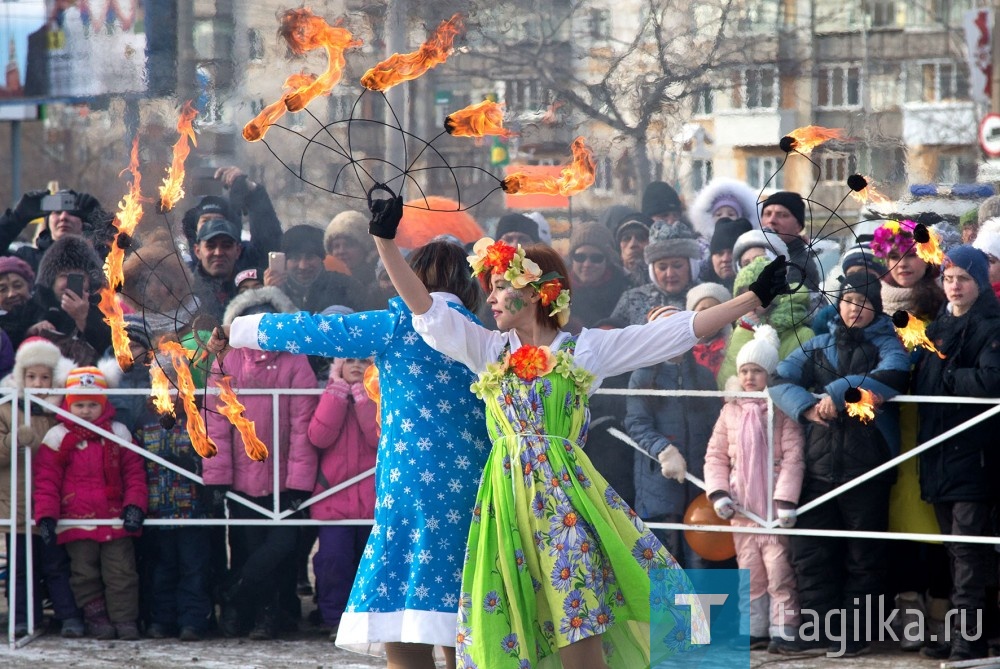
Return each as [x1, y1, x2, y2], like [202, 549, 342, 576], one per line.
[468, 237, 571, 327]
[871, 219, 944, 265]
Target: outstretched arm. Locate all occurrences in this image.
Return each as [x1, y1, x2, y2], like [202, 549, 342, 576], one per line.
[693, 256, 788, 339]
[374, 236, 432, 316]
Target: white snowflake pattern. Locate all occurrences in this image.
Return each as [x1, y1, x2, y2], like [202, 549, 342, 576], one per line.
[409, 528, 422, 543]
[393, 440, 407, 454]
[402, 331, 419, 345]
[435, 369, 451, 384]
[258, 332, 270, 345]
[386, 527, 395, 541]
[407, 362, 422, 376]
[389, 468, 401, 483]
[416, 437, 432, 451]
[317, 319, 332, 333]
[414, 584, 430, 599]
[418, 406, 433, 420]
[400, 419, 414, 433]
[404, 390, 416, 402]
[382, 494, 395, 509]
[419, 469, 436, 484]
[455, 455, 470, 470]
[285, 341, 300, 354]
[436, 399, 452, 414]
[417, 550, 433, 565]
[447, 479, 463, 493]
[446, 509, 461, 524]
[348, 325, 363, 338]
[441, 593, 457, 608]
[426, 516, 440, 532]
[377, 583, 389, 598]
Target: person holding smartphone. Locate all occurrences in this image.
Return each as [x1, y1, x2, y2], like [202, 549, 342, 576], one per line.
[24, 235, 112, 366]
[0, 188, 103, 274]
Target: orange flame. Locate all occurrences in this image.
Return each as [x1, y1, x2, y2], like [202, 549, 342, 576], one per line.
[848, 176, 891, 205]
[361, 13, 464, 91]
[502, 137, 596, 196]
[913, 224, 944, 266]
[99, 137, 144, 369]
[444, 100, 511, 138]
[159, 341, 217, 458]
[215, 376, 268, 462]
[363, 364, 381, 430]
[242, 74, 316, 142]
[279, 10, 361, 112]
[845, 388, 878, 423]
[894, 311, 946, 359]
[149, 361, 176, 418]
[786, 125, 843, 155]
[158, 101, 198, 212]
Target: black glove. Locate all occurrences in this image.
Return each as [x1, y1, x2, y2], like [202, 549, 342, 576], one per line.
[368, 194, 404, 240]
[13, 189, 46, 224]
[122, 504, 145, 533]
[38, 517, 57, 547]
[748, 255, 789, 308]
[285, 489, 311, 512]
[204, 484, 229, 516]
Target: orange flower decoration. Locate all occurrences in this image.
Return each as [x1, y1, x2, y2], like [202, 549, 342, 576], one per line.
[483, 240, 516, 275]
[508, 345, 557, 380]
[538, 279, 562, 306]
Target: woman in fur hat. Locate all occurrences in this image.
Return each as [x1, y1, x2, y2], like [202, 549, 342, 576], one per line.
[689, 177, 760, 240]
[26, 235, 112, 365]
[0, 336, 79, 636]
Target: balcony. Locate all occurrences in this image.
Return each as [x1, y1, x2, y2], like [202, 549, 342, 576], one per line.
[713, 108, 799, 148]
[902, 101, 977, 146]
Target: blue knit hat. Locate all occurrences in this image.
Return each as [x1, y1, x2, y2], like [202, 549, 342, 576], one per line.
[943, 244, 990, 293]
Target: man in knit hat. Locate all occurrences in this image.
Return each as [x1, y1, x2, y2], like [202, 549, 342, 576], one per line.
[641, 181, 684, 225]
[494, 213, 541, 248]
[267, 224, 362, 313]
[614, 212, 653, 288]
[699, 217, 753, 291]
[610, 221, 702, 326]
[760, 191, 821, 291]
[912, 245, 1000, 661]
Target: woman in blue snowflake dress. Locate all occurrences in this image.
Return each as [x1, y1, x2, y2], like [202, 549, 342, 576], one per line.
[224, 241, 489, 668]
[369, 198, 789, 669]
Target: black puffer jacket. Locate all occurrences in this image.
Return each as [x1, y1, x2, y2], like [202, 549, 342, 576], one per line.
[915, 293, 1000, 503]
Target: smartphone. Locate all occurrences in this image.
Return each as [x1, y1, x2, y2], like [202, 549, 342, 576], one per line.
[65, 272, 85, 298]
[41, 191, 77, 213]
[268, 252, 286, 273]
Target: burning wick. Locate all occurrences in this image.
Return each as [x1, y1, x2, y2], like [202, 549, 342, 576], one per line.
[912, 224, 930, 244]
[779, 136, 796, 152]
[891, 310, 946, 358]
[844, 387, 877, 423]
[891, 310, 909, 329]
[847, 174, 867, 192]
[159, 414, 176, 430]
[116, 232, 132, 250]
[844, 387, 862, 404]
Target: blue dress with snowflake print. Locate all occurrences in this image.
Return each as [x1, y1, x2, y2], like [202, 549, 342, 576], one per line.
[251, 295, 490, 654]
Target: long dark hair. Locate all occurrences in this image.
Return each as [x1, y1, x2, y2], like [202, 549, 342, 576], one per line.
[408, 241, 484, 313]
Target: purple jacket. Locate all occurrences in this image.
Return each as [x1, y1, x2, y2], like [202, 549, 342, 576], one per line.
[203, 348, 318, 497]
[307, 375, 378, 521]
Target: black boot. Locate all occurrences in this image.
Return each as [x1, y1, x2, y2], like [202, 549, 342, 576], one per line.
[248, 604, 277, 641]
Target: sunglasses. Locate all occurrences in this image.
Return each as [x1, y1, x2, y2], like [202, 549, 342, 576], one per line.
[572, 252, 607, 264]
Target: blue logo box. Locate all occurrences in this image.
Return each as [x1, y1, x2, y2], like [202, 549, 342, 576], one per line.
[651, 568, 750, 668]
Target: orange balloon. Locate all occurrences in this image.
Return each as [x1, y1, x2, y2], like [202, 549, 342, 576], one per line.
[683, 492, 736, 562]
[395, 196, 484, 249]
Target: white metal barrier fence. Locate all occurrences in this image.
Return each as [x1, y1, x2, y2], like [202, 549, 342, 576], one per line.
[2, 385, 998, 647]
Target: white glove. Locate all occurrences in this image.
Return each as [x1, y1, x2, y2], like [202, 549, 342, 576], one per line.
[712, 495, 736, 520]
[657, 445, 687, 483]
[777, 507, 797, 528]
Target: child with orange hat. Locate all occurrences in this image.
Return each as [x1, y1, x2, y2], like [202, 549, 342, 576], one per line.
[33, 360, 147, 640]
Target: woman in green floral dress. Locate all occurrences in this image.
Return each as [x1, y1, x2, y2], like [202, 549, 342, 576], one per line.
[369, 197, 788, 669]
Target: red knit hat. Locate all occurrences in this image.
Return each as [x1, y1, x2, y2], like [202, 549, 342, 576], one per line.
[64, 366, 109, 407]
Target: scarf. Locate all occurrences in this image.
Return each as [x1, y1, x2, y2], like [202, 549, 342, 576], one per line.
[735, 398, 769, 519]
[692, 336, 727, 376]
[56, 403, 123, 502]
[879, 281, 915, 318]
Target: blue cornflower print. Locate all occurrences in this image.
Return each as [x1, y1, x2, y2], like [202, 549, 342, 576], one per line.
[500, 632, 520, 655]
[563, 589, 587, 617]
[591, 603, 614, 633]
[631, 533, 661, 570]
[514, 548, 527, 572]
[548, 501, 587, 549]
[574, 464, 591, 488]
[604, 486, 626, 510]
[531, 491, 546, 519]
[559, 610, 594, 643]
[483, 591, 501, 613]
[550, 554, 574, 592]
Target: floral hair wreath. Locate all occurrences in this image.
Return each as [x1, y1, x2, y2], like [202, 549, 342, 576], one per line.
[468, 237, 571, 327]
[870, 219, 917, 259]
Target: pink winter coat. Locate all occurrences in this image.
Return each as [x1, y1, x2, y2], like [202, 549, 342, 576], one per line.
[704, 398, 805, 524]
[203, 349, 318, 497]
[33, 420, 148, 544]
[307, 373, 378, 521]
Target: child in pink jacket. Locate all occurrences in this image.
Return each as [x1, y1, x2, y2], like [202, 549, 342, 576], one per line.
[308, 357, 378, 635]
[703, 325, 804, 652]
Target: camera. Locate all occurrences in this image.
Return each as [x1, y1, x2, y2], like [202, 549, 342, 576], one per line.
[268, 252, 286, 273]
[41, 191, 78, 213]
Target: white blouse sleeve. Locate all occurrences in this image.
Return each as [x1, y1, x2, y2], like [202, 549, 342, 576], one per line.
[411, 293, 508, 374]
[229, 314, 266, 350]
[575, 310, 699, 390]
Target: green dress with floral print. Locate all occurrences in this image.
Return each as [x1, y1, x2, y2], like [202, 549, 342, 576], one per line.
[456, 339, 690, 669]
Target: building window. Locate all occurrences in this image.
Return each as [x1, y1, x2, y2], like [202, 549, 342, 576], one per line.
[734, 0, 782, 33]
[733, 66, 778, 109]
[594, 156, 613, 192]
[503, 79, 547, 112]
[693, 88, 713, 115]
[936, 153, 977, 182]
[819, 152, 856, 183]
[746, 156, 783, 190]
[907, 60, 969, 102]
[248, 28, 265, 62]
[868, 0, 899, 28]
[692, 159, 713, 192]
[589, 8, 611, 40]
[817, 65, 862, 109]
